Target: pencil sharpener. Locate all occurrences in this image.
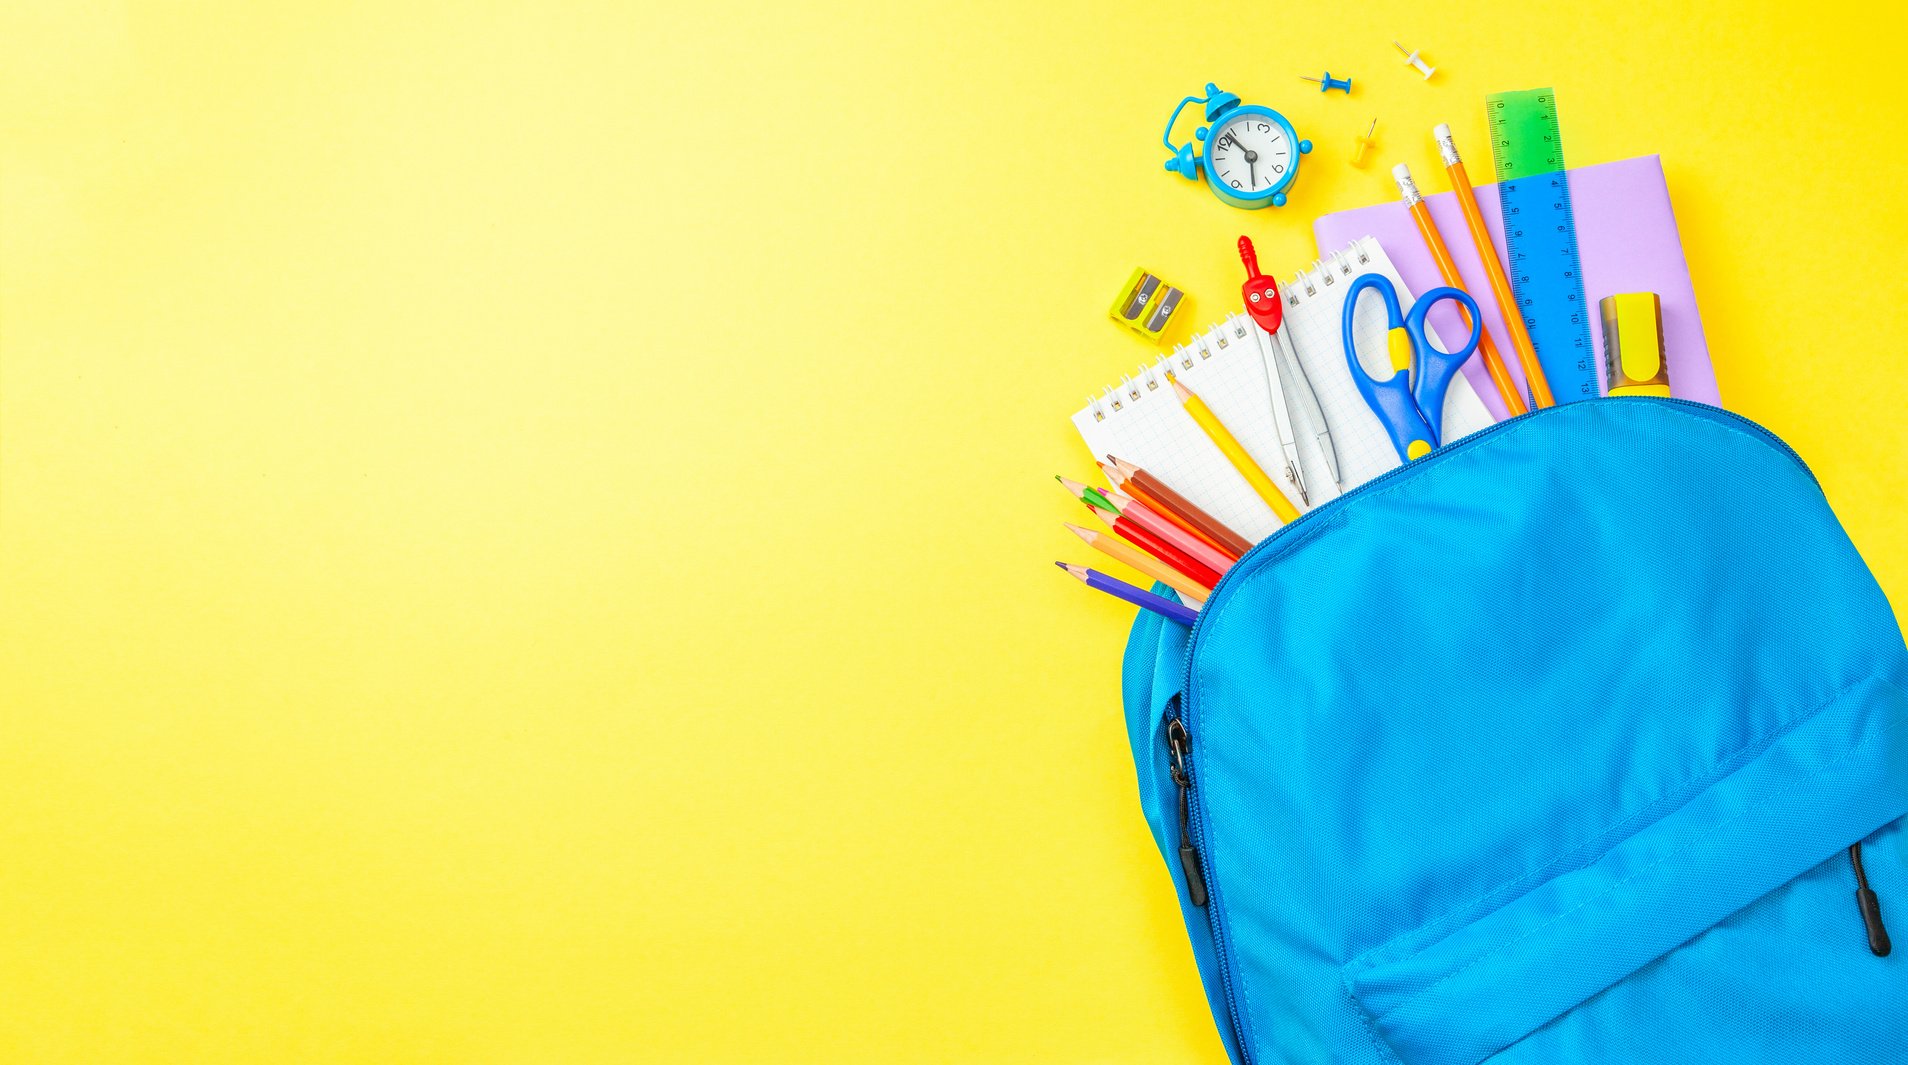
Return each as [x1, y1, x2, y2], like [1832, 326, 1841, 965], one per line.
[1109, 269, 1188, 342]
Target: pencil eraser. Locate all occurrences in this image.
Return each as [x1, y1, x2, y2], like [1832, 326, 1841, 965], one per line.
[1392, 163, 1412, 181]
[1433, 123, 1452, 140]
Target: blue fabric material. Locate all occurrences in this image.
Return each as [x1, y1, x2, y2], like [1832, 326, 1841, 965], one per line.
[1121, 601, 1243, 1063]
[1119, 399, 1908, 1064]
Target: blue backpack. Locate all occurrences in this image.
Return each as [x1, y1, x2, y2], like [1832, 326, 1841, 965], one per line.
[1120, 398, 1905, 1064]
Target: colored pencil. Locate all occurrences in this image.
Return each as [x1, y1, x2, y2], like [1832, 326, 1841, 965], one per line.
[1084, 499, 1226, 589]
[1065, 524, 1210, 603]
[1055, 563, 1200, 626]
[1055, 475, 1118, 513]
[1394, 163, 1525, 417]
[1104, 489, 1236, 577]
[1098, 460, 1236, 560]
[1167, 375, 1302, 524]
[1059, 475, 1227, 587]
[1435, 123, 1554, 409]
[1102, 455, 1254, 559]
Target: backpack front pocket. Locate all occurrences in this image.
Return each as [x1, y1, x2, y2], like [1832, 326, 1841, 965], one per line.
[1342, 675, 1908, 1065]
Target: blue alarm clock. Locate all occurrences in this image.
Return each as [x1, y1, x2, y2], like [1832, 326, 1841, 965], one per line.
[1163, 82, 1313, 209]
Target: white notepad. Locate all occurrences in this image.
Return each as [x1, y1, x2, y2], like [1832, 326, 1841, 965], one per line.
[1072, 238, 1494, 544]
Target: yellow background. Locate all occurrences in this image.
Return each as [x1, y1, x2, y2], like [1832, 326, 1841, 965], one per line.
[4, 2, 1906, 1061]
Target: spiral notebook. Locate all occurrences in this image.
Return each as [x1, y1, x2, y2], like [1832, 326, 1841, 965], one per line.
[1071, 238, 1493, 543]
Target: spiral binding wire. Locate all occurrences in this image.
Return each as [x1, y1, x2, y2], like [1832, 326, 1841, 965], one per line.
[1087, 239, 1375, 422]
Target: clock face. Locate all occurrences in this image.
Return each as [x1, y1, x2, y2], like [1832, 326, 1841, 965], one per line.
[1210, 113, 1293, 196]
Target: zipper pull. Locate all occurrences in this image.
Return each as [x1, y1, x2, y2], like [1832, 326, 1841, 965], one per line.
[1851, 843, 1892, 957]
[1167, 718, 1210, 908]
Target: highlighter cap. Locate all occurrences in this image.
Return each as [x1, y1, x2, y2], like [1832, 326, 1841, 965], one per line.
[1600, 292, 1671, 397]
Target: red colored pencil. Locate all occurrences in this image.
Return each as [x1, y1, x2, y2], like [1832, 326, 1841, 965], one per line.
[1085, 499, 1225, 588]
[1100, 461, 1240, 561]
[1104, 455, 1255, 559]
[1105, 489, 1236, 577]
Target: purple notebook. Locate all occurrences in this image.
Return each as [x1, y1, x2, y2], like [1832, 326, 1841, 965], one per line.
[1312, 155, 1718, 419]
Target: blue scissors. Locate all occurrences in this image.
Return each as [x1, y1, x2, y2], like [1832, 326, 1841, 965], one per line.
[1340, 275, 1483, 462]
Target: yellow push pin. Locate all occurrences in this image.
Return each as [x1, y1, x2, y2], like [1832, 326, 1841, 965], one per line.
[1350, 118, 1378, 167]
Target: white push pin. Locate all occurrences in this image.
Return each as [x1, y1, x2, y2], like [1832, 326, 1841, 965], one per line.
[1393, 39, 1436, 80]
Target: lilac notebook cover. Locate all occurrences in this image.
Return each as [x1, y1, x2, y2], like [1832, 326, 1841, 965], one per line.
[1312, 155, 1718, 419]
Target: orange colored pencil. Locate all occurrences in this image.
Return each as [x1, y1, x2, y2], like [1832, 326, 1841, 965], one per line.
[1101, 456, 1254, 559]
[1393, 164, 1525, 417]
[1064, 524, 1210, 602]
[1097, 461, 1234, 560]
[1435, 123, 1554, 409]
[1060, 476, 1228, 587]
[1127, 479, 1238, 560]
[1084, 499, 1226, 589]
[1105, 489, 1236, 578]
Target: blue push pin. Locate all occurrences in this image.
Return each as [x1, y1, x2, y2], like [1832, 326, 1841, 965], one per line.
[1300, 71, 1353, 94]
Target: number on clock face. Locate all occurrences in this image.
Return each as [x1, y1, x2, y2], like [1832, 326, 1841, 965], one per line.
[1210, 117, 1290, 192]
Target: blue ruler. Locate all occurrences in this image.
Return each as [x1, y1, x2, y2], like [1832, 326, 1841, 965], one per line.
[1486, 89, 1599, 402]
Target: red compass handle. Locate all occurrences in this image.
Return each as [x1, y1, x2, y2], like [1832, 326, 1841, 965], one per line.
[1238, 235, 1283, 334]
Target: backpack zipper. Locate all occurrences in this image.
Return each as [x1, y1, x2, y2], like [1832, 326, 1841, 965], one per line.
[1166, 713, 1210, 908]
[1169, 398, 1827, 1065]
[1851, 842, 1893, 957]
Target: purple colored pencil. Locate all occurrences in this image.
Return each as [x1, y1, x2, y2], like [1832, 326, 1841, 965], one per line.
[1055, 562, 1200, 626]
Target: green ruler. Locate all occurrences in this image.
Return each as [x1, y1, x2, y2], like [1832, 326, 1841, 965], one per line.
[1486, 88, 1599, 402]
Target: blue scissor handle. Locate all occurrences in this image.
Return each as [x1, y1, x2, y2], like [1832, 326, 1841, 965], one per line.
[1342, 273, 1439, 463]
[1403, 286, 1483, 443]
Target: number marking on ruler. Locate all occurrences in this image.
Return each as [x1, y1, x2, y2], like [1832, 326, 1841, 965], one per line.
[1487, 89, 1599, 402]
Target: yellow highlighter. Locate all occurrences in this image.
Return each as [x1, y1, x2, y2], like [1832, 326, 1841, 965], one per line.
[1600, 293, 1671, 397]
[1168, 374, 1301, 525]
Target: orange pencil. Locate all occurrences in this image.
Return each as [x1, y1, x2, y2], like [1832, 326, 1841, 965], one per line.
[1064, 524, 1210, 603]
[1060, 477, 1229, 588]
[1435, 123, 1554, 409]
[1105, 489, 1236, 578]
[1098, 461, 1237, 561]
[1392, 163, 1526, 417]
[1083, 499, 1226, 589]
[1101, 456, 1254, 560]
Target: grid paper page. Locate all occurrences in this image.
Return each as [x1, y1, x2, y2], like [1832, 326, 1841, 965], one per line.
[1071, 314, 1297, 543]
[1282, 238, 1495, 496]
